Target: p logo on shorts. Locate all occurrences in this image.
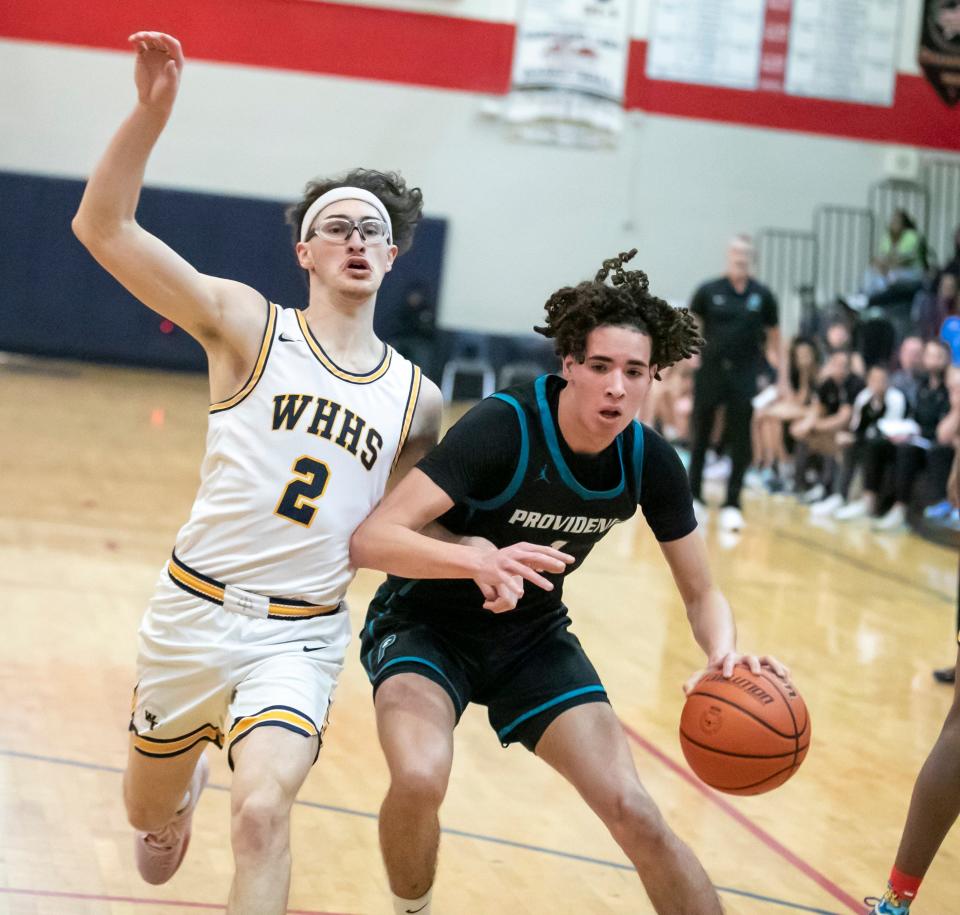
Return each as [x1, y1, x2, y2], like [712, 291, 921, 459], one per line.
[376, 634, 397, 666]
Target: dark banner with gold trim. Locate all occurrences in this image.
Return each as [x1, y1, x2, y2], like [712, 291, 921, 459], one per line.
[920, 1, 960, 105]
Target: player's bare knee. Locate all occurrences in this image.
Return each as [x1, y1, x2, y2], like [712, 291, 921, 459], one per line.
[603, 786, 668, 849]
[388, 757, 450, 811]
[231, 788, 289, 857]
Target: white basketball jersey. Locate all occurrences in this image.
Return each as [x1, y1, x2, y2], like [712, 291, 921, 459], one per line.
[173, 303, 421, 605]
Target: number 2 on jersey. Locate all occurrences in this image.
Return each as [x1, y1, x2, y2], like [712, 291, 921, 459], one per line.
[275, 456, 330, 527]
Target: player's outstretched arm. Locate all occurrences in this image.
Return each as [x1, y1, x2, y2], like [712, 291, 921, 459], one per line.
[71, 31, 264, 352]
[349, 468, 573, 606]
[659, 531, 790, 694]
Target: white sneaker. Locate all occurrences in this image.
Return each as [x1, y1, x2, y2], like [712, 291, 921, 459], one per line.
[719, 506, 745, 532]
[799, 483, 826, 504]
[834, 497, 869, 521]
[692, 499, 709, 527]
[809, 493, 844, 517]
[872, 503, 907, 531]
[704, 455, 732, 482]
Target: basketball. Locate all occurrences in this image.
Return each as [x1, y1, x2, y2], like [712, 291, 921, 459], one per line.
[679, 666, 809, 796]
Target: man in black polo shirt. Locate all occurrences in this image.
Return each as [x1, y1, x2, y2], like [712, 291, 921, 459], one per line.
[688, 235, 779, 531]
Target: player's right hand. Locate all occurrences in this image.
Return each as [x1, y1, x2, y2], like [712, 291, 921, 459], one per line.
[472, 542, 574, 613]
[128, 31, 184, 114]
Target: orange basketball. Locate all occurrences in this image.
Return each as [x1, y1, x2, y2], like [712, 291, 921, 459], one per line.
[679, 666, 810, 796]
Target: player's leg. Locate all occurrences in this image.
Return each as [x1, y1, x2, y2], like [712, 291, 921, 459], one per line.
[224, 612, 349, 915]
[486, 619, 720, 914]
[868, 643, 960, 913]
[227, 725, 319, 915]
[361, 602, 471, 913]
[536, 704, 722, 915]
[375, 673, 457, 906]
[126, 578, 227, 884]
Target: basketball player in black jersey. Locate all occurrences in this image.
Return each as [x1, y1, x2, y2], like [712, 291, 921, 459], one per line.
[350, 251, 790, 915]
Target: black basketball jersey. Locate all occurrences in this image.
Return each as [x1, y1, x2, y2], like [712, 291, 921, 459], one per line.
[384, 374, 645, 619]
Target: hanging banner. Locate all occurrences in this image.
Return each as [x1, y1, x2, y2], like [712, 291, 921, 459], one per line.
[919, 0, 960, 105]
[502, 0, 632, 147]
[647, 0, 901, 107]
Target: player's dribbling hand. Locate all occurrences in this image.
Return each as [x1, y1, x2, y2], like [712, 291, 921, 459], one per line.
[682, 652, 791, 696]
[128, 31, 184, 114]
[472, 542, 574, 614]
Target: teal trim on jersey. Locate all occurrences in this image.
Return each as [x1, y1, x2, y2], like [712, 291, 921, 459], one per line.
[378, 655, 463, 711]
[534, 375, 625, 501]
[497, 684, 607, 740]
[465, 393, 529, 511]
[630, 420, 646, 500]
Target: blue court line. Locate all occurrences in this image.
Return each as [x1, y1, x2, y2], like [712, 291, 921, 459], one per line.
[773, 527, 955, 605]
[0, 748, 840, 914]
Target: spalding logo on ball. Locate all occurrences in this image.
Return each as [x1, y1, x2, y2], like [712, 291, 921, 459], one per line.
[680, 666, 809, 796]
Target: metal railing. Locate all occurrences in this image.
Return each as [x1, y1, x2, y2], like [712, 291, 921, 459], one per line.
[756, 229, 818, 337]
[924, 157, 960, 268]
[813, 206, 875, 305]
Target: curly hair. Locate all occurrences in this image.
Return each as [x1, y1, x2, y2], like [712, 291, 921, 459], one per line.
[534, 249, 703, 378]
[286, 168, 424, 254]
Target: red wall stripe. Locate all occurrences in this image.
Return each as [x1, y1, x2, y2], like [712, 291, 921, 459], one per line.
[625, 41, 960, 152]
[3, 0, 959, 150]
[0, 0, 515, 94]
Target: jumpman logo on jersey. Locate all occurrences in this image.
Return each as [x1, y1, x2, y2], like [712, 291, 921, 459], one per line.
[535, 464, 550, 483]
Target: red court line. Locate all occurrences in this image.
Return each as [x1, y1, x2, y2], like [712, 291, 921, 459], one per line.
[0, 886, 352, 914]
[620, 722, 861, 914]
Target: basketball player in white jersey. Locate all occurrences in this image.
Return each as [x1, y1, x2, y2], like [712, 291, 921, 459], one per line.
[72, 31, 443, 914]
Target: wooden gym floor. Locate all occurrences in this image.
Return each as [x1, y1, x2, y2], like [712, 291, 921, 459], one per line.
[0, 356, 957, 914]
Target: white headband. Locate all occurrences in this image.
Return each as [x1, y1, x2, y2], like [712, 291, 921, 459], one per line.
[299, 187, 393, 243]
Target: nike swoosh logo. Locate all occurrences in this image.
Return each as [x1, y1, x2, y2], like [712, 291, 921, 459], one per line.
[405, 906, 428, 914]
[278, 333, 303, 343]
[302, 645, 326, 652]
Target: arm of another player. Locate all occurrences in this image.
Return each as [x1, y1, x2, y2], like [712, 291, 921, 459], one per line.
[350, 468, 572, 609]
[658, 532, 790, 695]
[71, 32, 265, 363]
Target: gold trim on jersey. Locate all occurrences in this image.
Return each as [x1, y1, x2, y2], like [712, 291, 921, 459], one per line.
[296, 309, 392, 384]
[209, 300, 277, 413]
[167, 552, 342, 619]
[392, 364, 423, 471]
[131, 723, 224, 757]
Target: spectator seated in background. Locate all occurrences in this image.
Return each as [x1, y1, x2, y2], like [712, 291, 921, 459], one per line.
[640, 355, 697, 450]
[749, 335, 820, 493]
[790, 348, 864, 503]
[808, 364, 906, 518]
[844, 209, 928, 313]
[912, 271, 959, 342]
[921, 365, 960, 526]
[820, 318, 866, 377]
[938, 224, 960, 283]
[835, 339, 953, 530]
[890, 335, 925, 410]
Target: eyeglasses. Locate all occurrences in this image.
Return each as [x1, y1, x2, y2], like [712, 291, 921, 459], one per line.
[311, 217, 390, 246]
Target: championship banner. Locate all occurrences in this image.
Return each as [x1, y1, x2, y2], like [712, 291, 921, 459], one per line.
[501, 0, 632, 147]
[919, 0, 960, 105]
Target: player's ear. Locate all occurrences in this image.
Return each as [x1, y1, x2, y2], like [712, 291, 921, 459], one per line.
[561, 354, 576, 378]
[294, 241, 313, 270]
[384, 244, 399, 273]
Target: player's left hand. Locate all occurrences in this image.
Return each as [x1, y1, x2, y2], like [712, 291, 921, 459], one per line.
[682, 652, 791, 696]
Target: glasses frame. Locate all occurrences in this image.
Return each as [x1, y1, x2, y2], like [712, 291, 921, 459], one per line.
[310, 216, 391, 247]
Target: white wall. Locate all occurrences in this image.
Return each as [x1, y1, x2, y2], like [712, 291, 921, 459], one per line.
[0, 18, 944, 332]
